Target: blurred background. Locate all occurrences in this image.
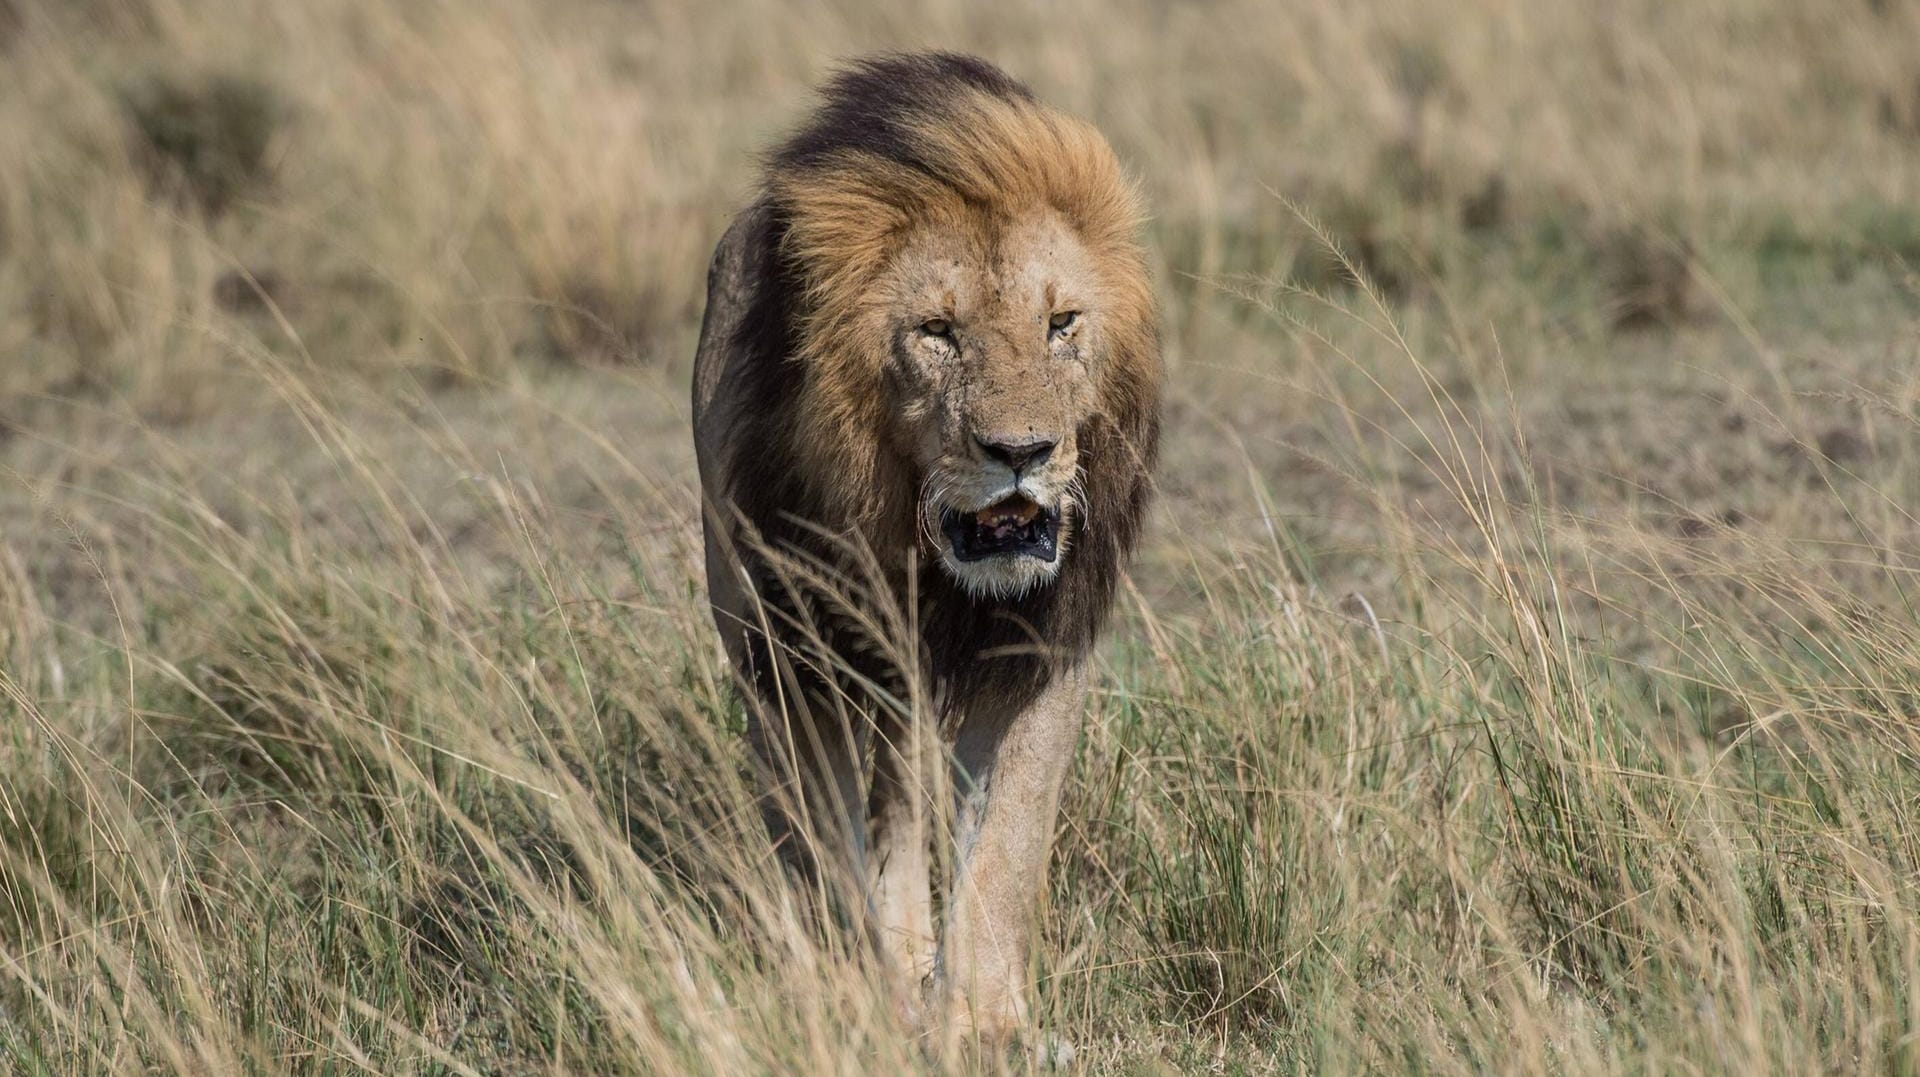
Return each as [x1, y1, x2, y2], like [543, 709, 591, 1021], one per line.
[6, 1, 1917, 402]
[5, 0, 1920, 587]
[5, 1, 1920, 1072]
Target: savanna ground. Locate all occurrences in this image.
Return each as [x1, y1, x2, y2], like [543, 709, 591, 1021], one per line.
[4, 0, 1920, 1072]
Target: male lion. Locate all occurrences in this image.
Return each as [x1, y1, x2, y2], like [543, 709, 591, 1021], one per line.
[692, 52, 1161, 1040]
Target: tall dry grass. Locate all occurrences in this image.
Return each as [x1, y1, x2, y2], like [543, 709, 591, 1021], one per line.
[4, 0, 1920, 1073]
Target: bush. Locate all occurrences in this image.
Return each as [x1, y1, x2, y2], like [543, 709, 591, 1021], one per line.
[119, 70, 287, 215]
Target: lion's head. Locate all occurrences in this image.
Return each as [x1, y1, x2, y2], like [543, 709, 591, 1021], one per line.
[759, 54, 1161, 602]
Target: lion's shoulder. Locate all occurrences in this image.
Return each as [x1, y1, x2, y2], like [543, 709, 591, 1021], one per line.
[691, 201, 766, 438]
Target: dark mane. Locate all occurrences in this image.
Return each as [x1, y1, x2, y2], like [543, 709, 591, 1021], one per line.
[769, 52, 1035, 180]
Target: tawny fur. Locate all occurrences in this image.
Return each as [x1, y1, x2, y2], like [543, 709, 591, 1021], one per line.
[692, 51, 1162, 1043]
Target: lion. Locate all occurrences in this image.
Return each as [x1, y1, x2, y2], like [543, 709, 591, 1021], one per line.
[692, 52, 1161, 1041]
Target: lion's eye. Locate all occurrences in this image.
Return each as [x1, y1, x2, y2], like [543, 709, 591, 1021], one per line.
[920, 318, 952, 338]
[1048, 310, 1079, 335]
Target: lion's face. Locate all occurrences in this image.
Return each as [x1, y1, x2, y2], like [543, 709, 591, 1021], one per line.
[881, 211, 1108, 599]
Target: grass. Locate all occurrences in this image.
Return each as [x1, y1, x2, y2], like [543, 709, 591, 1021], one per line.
[5, 0, 1920, 1072]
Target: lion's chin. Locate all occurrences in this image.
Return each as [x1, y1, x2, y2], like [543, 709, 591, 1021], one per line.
[935, 494, 1068, 600]
[939, 549, 1064, 600]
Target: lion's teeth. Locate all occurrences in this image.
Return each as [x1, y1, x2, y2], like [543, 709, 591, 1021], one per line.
[975, 497, 1040, 526]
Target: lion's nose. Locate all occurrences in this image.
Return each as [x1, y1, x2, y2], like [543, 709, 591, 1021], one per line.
[974, 433, 1057, 474]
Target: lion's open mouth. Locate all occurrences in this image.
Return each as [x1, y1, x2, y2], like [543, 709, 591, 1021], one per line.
[941, 495, 1061, 563]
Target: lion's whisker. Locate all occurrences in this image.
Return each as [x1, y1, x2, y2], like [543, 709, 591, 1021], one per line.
[918, 474, 950, 550]
[1068, 466, 1092, 537]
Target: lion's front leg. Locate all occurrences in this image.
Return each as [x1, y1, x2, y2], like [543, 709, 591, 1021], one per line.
[936, 665, 1089, 1041]
[870, 709, 935, 995]
[744, 686, 872, 893]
